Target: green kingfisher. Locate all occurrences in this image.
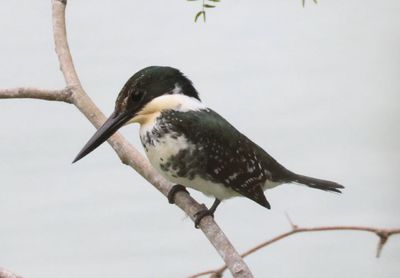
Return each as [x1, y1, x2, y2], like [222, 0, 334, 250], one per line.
[73, 66, 344, 228]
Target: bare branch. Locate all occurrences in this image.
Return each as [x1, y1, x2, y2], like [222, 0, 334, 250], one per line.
[0, 87, 72, 103]
[52, 0, 81, 88]
[0, 268, 22, 278]
[190, 224, 400, 277]
[49, 0, 252, 277]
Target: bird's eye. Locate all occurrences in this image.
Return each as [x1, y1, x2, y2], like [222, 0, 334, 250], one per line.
[131, 90, 144, 102]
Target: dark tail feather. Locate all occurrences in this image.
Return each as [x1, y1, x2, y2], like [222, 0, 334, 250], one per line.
[291, 173, 344, 193]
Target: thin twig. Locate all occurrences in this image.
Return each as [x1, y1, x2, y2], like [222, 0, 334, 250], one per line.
[49, 0, 252, 277]
[0, 87, 72, 103]
[189, 224, 400, 278]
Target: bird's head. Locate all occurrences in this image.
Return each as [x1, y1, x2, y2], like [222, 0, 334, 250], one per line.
[73, 66, 200, 163]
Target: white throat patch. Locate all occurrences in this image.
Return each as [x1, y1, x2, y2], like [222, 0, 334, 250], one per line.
[129, 94, 205, 125]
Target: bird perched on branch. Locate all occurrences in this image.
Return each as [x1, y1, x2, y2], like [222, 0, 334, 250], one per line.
[73, 66, 344, 228]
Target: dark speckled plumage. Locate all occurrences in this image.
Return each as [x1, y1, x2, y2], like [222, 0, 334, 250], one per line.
[141, 108, 295, 208]
[74, 66, 344, 217]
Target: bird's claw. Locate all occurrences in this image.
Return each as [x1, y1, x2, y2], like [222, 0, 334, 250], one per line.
[194, 206, 214, 229]
[167, 184, 189, 204]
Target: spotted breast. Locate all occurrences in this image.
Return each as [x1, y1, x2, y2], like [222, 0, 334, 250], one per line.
[139, 108, 289, 207]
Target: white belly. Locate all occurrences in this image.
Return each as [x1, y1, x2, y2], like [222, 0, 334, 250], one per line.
[140, 129, 239, 200]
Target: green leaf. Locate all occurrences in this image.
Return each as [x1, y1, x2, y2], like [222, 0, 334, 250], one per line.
[204, 4, 216, 8]
[302, 0, 305, 7]
[313, 0, 318, 4]
[194, 11, 205, 22]
[208, 0, 221, 2]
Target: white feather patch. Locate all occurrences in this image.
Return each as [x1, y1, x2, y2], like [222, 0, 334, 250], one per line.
[129, 94, 205, 127]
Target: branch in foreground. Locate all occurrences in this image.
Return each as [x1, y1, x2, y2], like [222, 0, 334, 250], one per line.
[50, 0, 252, 277]
[0, 87, 72, 103]
[0, 268, 22, 278]
[189, 220, 400, 278]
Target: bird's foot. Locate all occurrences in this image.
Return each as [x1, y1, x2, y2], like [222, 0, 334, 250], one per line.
[167, 184, 189, 204]
[194, 206, 215, 229]
[193, 199, 221, 228]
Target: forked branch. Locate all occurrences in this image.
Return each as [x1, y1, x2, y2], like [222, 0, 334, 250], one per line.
[0, 1, 253, 277]
[2, 2, 398, 278]
[189, 216, 400, 278]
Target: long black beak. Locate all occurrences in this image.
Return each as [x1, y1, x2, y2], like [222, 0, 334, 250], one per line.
[73, 111, 131, 163]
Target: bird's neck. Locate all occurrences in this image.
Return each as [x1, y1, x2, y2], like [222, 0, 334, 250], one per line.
[131, 94, 206, 130]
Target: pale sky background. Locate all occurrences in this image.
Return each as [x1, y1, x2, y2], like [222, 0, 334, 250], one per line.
[0, 0, 399, 277]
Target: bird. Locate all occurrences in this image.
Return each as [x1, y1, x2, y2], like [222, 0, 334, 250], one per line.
[73, 66, 344, 228]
